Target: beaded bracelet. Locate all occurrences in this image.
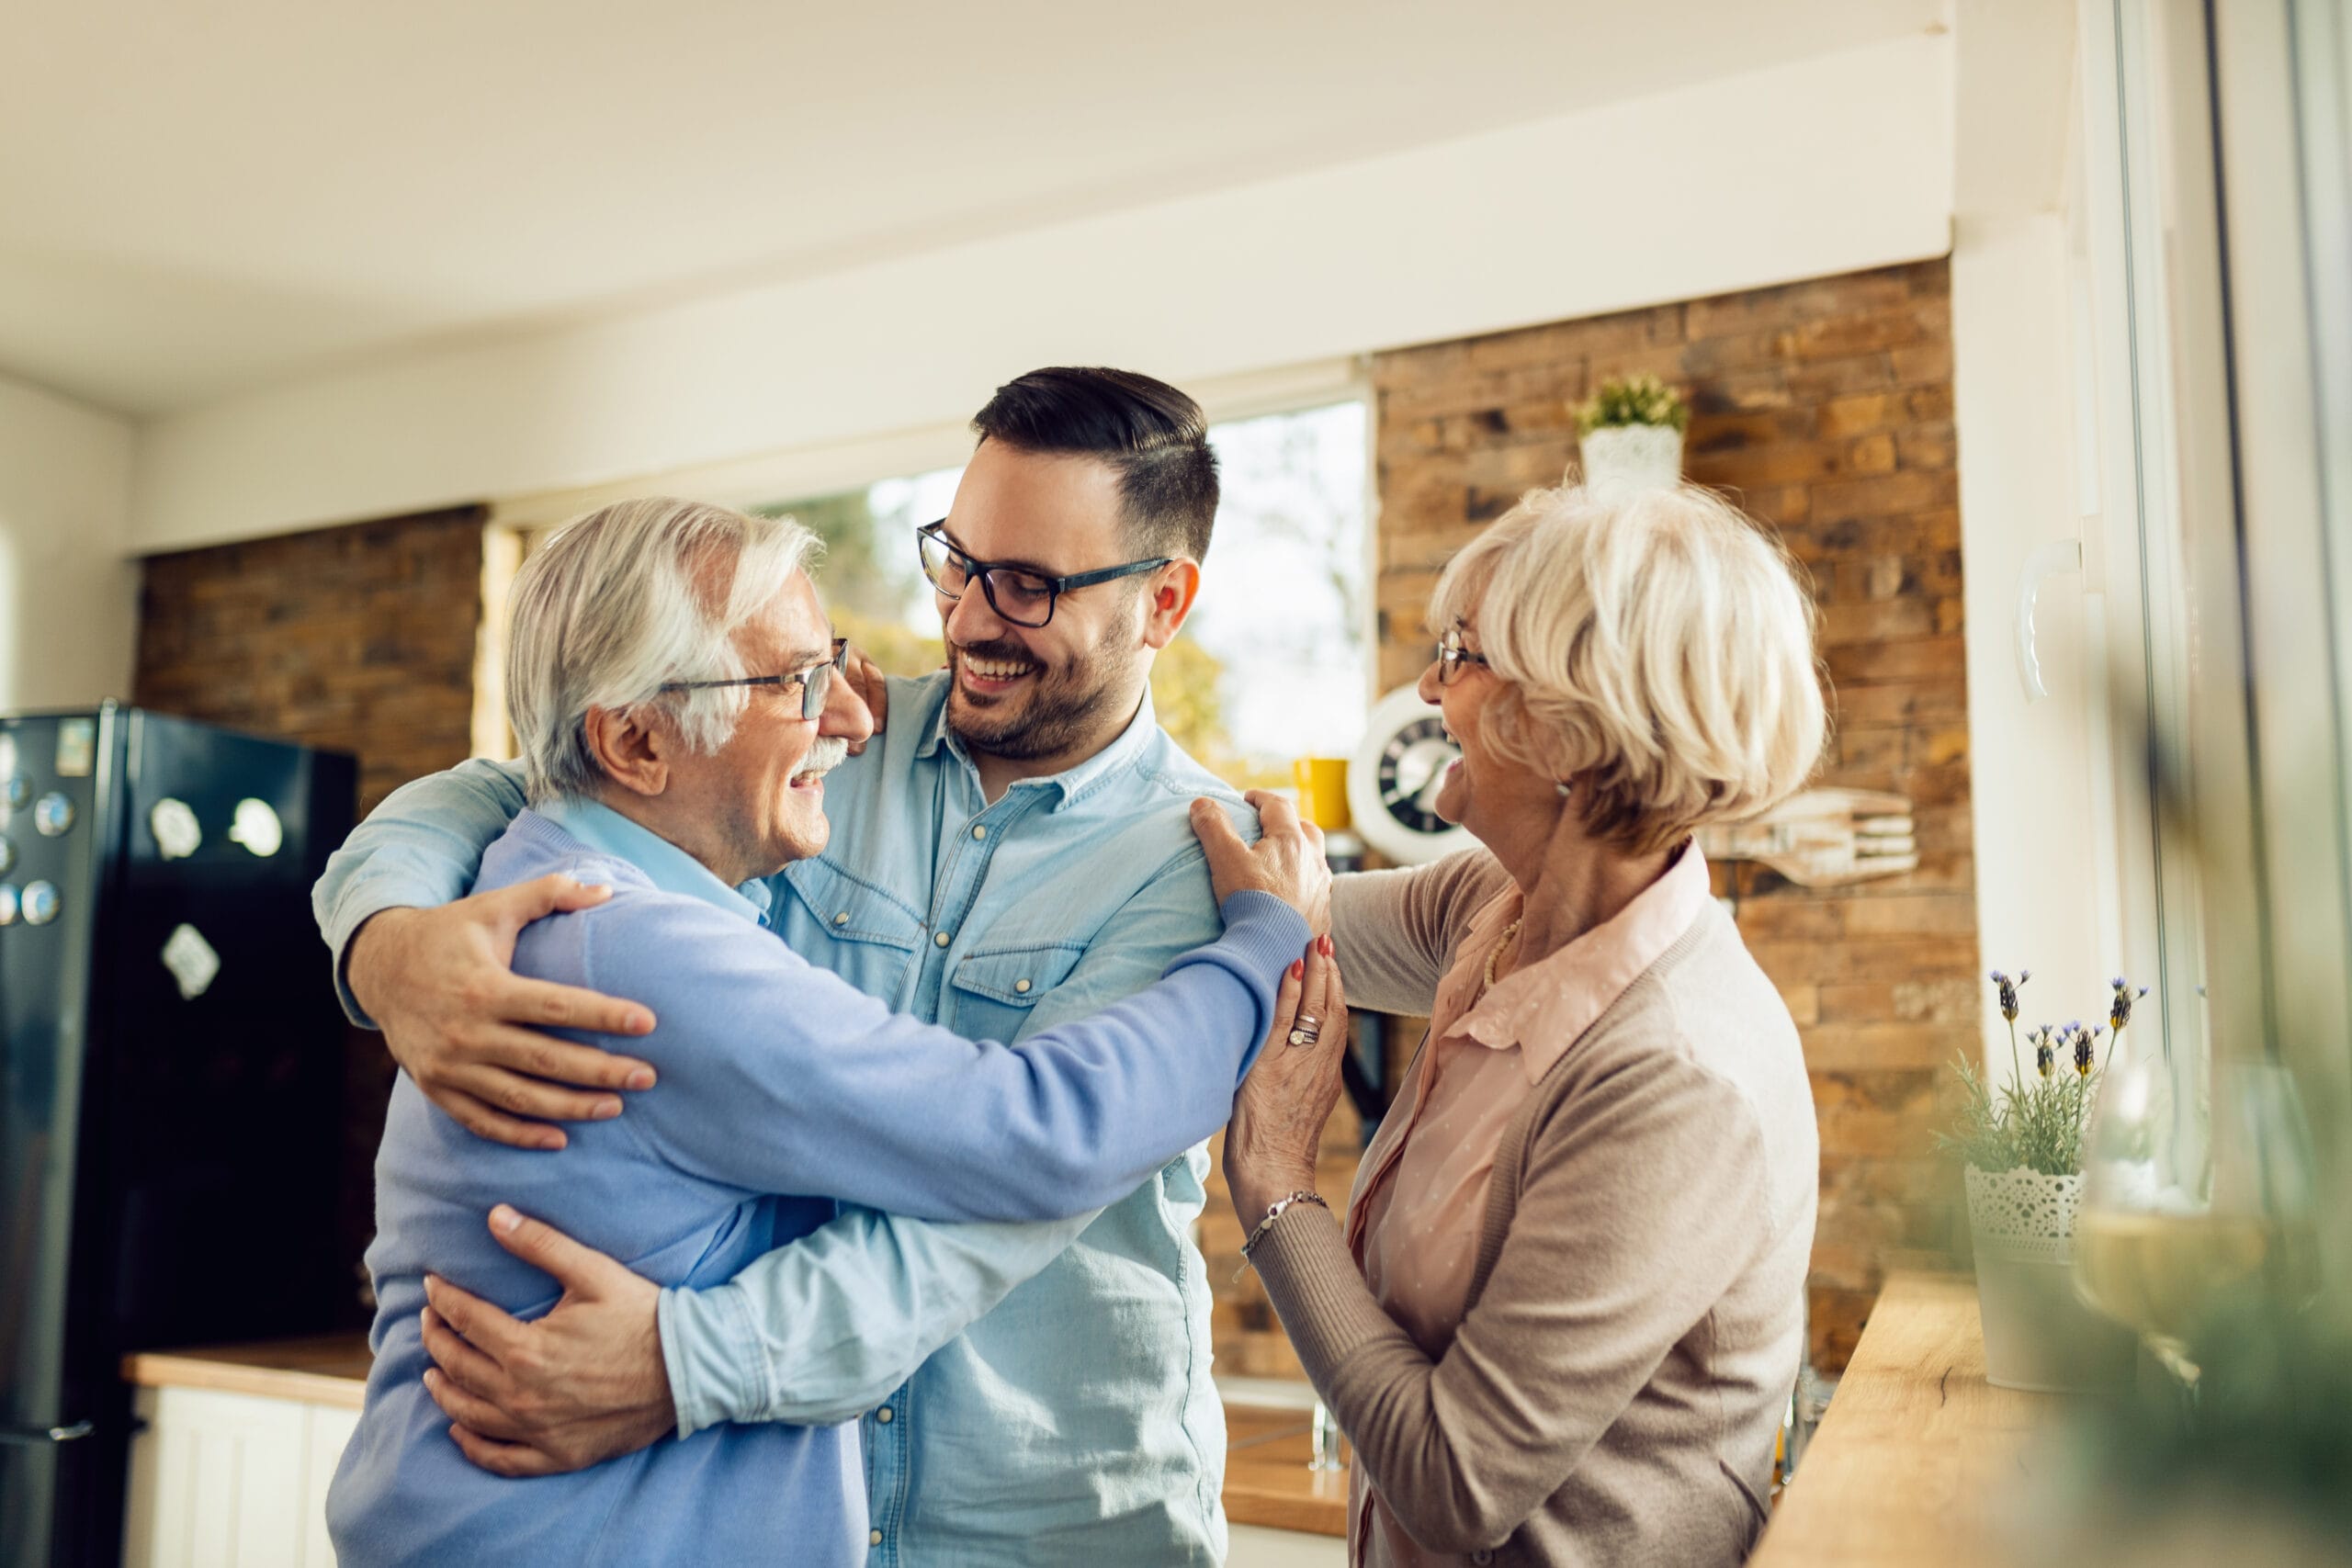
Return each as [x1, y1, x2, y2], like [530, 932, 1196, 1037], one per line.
[1233, 1190, 1329, 1281]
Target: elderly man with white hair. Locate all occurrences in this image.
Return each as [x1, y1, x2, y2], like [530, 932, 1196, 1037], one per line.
[1208, 480, 1828, 1568]
[325, 498, 1329, 1568]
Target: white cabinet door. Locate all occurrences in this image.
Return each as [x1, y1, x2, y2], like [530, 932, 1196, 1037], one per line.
[300, 1405, 360, 1568]
[123, 1387, 309, 1568]
[122, 1388, 362, 1568]
[1226, 1523, 1350, 1567]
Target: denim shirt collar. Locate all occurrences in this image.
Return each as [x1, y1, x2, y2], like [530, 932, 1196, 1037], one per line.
[536, 796, 775, 925]
[911, 674, 1163, 813]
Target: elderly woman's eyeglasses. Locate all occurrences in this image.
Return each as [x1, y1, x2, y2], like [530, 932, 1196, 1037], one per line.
[659, 637, 851, 721]
[1436, 626, 1490, 686]
[917, 520, 1171, 629]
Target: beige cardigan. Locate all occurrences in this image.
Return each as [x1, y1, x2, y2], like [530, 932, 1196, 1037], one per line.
[1250, 850, 1817, 1567]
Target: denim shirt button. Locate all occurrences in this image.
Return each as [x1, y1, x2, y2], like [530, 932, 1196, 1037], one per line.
[833, 911, 849, 925]
[972, 825, 988, 840]
[869, 1529, 884, 1546]
[876, 1405, 894, 1423]
[1014, 979, 1031, 993]
[935, 931, 952, 946]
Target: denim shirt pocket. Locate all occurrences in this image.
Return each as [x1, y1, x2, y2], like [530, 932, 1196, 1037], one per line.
[947, 942, 1088, 1045]
[781, 857, 923, 998]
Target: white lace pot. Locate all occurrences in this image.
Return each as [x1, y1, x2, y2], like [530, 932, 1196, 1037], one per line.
[1963, 1165, 2135, 1392]
[1576, 423, 1684, 500]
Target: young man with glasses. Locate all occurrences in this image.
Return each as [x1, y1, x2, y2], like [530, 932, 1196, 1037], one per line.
[313, 368, 1283, 1565]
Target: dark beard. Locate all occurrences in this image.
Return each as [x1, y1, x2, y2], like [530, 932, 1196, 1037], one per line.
[945, 630, 1138, 763]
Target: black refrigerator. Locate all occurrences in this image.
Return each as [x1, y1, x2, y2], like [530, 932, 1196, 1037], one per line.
[0, 705, 356, 1568]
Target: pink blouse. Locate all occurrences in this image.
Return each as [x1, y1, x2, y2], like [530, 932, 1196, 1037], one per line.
[1342, 843, 1713, 1566]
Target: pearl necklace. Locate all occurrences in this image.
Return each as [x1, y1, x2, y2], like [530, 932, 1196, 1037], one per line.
[1484, 919, 1523, 990]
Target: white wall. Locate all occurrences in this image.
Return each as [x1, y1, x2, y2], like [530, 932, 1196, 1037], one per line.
[128, 34, 1952, 553]
[0, 374, 135, 712]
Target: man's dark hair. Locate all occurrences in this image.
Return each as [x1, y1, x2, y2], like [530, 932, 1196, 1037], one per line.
[971, 367, 1220, 563]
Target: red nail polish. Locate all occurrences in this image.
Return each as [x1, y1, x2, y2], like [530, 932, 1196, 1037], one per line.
[1289, 960, 1305, 980]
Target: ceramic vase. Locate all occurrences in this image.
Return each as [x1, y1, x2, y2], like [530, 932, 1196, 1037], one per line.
[1963, 1164, 2135, 1392]
[1576, 423, 1684, 499]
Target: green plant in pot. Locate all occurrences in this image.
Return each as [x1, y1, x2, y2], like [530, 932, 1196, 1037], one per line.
[1937, 971, 2145, 1392]
[1572, 373, 1688, 499]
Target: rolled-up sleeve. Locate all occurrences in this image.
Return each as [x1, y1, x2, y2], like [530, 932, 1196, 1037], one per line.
[311, 758, 530, 1025]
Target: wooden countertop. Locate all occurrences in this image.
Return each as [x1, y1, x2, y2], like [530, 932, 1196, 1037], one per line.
[122, 1334, 372, 1411]
[1750, 1271, 2061, 1568]
[1222, 1404, 1350, 1538]
[123, 1338, 1347, 1538]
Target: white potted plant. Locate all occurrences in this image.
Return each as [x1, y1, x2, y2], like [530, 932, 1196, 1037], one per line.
[1573, 373, 1688, 497]
[1938, 971, 2146, 1392]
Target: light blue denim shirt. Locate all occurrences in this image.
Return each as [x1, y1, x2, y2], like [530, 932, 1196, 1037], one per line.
[312, 676, 1257, 1567]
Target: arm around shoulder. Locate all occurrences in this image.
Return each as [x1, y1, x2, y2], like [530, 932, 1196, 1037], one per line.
[312, 757, 530, 1021]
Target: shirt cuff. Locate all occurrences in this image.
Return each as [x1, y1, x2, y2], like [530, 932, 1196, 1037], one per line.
[658, 1282, 770, 1439]
[1214, 889, 1312, 977]
[324, 886, 412, 1030]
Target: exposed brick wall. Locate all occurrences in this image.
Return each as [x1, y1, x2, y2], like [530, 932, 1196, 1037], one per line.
[133, 505, 488, 1314]
[134, 507, 488, 817]
[1301, 259, 1970, 1377]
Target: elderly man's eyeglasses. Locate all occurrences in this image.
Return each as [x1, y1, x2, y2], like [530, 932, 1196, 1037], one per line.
[1436, 626, 1490, 685]
[917, 520, 1170, 629]
[659, 637, 850, 721]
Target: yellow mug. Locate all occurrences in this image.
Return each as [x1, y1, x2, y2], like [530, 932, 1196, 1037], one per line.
[1292, 757, 1351, 831]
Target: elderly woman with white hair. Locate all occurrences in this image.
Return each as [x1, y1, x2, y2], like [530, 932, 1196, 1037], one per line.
[1204, 481, 1827, 1568]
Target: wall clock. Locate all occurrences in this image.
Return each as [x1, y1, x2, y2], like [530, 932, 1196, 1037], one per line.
[1348, 685, 1475, 864]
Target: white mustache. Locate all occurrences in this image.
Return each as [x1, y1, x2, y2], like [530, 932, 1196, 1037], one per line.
[794, 736, 849, 782]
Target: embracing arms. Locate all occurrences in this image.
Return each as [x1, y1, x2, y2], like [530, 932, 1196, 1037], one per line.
[571, 879, 1308, 1223]
[315, 759, 659, 1147]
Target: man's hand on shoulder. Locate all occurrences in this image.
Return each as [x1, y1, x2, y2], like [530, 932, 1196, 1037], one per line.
[345, 875, 662, 1150]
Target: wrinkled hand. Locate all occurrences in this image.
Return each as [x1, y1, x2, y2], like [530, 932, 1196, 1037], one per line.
[1225, 936, 1349, 1224]
[346, 876, 659, 1150]
[1189, 790, 1331, 932]
[419, 1205, 673, 1477]
[842, 645, 888, 750]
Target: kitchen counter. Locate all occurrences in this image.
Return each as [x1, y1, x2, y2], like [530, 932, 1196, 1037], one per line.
[1222, 1404, 1350, 1537]
[122, 1335, 372, 1410]
[124, 1337, 1347, 1540]
[1749, 1271, 2063, 1568]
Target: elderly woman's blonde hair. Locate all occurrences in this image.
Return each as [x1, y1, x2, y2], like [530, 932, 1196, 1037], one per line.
[1429, 482, 1827, 856]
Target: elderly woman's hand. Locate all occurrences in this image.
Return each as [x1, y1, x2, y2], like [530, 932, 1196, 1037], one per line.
[1224, 934, 1350, 1225]
[1190, 790, 1331, 932]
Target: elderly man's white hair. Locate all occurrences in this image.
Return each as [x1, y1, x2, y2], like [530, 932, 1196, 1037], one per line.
[506, 497, 821, 803]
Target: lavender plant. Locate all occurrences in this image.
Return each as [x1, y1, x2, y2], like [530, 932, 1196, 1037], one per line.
[1937, 972, 2148, 1177]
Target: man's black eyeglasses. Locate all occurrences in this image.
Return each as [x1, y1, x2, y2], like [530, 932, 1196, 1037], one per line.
[917, 520, 1170, 628]
[659, 637, 850, 720]
[1436, 625, 1490, 685]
